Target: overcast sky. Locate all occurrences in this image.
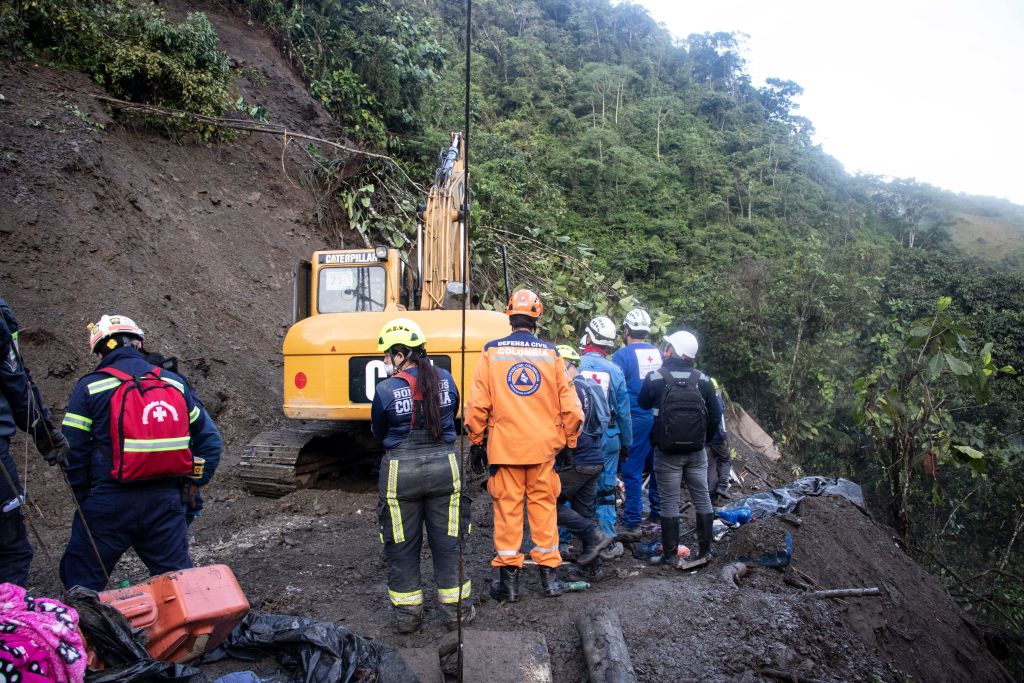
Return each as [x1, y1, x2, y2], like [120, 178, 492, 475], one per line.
[635, 0, 1024, 205]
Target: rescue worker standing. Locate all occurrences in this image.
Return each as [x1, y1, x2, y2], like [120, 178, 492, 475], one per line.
[0, 298, 68, 585]
[371, 319, 473, 633]
[638, 331, 722, 570]
[554, 346, 613, 572]
[59, 315, 222, 590]
[466, 289, 582, 602]
[578, 316, 632, 552]
[705, 377, 732, 504]
[611, 308, 662, 539]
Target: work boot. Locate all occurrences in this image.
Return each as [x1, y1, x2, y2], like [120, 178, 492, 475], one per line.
[675, 512, 715, 570]
[441, 601, 477, 631]
[538, 566, 564, 597]
[575, 528, 614, 566]
[615, 523, 641, 542]
[648, 516, 680, 565]
[599, 541, 625, 560]
[394, 605, 423, 634]
[489, 566, 521, 603]
[567, 559, 607, 583]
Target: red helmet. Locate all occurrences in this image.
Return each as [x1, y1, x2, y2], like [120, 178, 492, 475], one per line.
[505, 289, 543, 318]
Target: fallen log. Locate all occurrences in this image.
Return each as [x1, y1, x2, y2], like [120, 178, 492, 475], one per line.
[722, 562, 751, 588]
[575, 610, 638, 683]
[806, 587, 881, 599]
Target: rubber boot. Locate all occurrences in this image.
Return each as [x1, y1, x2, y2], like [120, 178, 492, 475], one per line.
[538, 566, 564, 597]
[697, 512, 714, 559]
[648, 516, 679, 565]
[676, 513, 714, 570]
[575, 528, 614, 566]
[395, 605, 423, 634]
[489, 566, 521, 603]
[441, 600, 477, 630]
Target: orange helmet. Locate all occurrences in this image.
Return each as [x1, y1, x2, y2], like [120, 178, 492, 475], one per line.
[505, 288, 543, 318]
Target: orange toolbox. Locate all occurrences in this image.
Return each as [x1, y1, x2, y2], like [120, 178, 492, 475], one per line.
[97, 564, 249, 663]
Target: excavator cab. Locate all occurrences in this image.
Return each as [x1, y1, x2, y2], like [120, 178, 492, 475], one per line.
[292, 246, 411, 324]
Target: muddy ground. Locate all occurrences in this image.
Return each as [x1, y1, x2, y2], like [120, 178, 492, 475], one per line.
[0, 1, 1014, 681]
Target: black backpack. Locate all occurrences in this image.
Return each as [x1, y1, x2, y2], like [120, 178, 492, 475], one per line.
[574, 375, 611, 439]
[655, 367, 708, 453]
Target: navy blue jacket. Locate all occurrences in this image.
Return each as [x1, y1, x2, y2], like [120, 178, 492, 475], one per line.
[568, 376, 602, 467]
[637, 356, 722, 447]
[371, 365, 459, 449]
[61, 346, 223, 503]
[0, 297, 51, 443]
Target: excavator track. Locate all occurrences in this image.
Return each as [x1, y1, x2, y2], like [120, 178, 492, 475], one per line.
[238, 425, 347, 498]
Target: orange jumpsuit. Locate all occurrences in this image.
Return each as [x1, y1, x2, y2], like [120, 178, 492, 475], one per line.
[466, 330, 583, 568]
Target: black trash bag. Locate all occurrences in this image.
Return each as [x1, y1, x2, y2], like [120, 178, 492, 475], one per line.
[723, 476, 865, 521]
[204, 611, 417, 683]
[64, 585, 202, 683]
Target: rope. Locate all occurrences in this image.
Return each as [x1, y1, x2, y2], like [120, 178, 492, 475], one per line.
[456, 0, 472, 679]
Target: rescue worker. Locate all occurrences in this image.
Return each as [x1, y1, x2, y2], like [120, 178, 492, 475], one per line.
[466, 289, 582, 602]
[139, 347, 220, 524]
[638, 331, 722, 570]
[554, 345, 613, 574]
[577, 316, 632, 558]
[371, 318, 472, 633]
[705, 376, 733, 504]
[59, 314, 222, 591]
[0, 298, 68, 585]
[611, 308, 662, 539]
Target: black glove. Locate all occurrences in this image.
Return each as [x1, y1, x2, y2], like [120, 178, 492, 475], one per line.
[619, 444, 630, 463]
[34, 427, 69, 467]
[470, 444, 487, 475]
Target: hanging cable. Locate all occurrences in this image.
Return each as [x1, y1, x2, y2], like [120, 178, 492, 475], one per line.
[456, 0, 472, 679]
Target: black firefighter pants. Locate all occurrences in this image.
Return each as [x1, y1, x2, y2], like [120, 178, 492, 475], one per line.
[378, 449, 471, 611]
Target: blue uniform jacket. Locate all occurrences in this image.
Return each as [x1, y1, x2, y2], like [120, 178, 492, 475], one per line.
[611, 342, 663, 416]
[568, 377, 603, 468]
[0, 298, 52, 443]
[579, 351, 633, 447]
[60, 346, 223, 503]
[371, 365, 459, 449]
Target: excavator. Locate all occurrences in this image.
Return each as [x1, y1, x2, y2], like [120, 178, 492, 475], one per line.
[238, 134, 508, 496]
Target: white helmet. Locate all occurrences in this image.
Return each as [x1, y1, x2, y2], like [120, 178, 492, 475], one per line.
[622, 308, 652, 334]
[88, 314, 144, 353]
[664, 330, 698, 359]
[584, 316, 616, 348]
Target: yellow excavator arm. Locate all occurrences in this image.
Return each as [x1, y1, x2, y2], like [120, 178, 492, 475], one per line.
[418, 133, 468, 310]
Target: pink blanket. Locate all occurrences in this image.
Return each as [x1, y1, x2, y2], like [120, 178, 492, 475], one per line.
[0, 583, 87, 683]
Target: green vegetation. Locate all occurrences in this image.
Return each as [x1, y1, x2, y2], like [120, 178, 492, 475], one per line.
[2, 0, 233, 133]
[4, 0, 1022, 663]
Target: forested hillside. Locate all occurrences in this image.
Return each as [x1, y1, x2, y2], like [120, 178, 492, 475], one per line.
[3, 0, 1022, 667]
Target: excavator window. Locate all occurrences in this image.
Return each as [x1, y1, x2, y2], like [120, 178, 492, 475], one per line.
[317, 266, 386, 313]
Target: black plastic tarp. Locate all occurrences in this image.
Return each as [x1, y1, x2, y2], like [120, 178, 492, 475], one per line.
[722, 476, 866, 521]
[205, 611, 417, 683]
[64, 586, 202, 683]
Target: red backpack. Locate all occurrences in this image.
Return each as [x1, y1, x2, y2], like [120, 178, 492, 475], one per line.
[99, 367, 194, 482]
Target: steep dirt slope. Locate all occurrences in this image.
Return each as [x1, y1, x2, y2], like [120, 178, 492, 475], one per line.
[1, 2, 340, 453]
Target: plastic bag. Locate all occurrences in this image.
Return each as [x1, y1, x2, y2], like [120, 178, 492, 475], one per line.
[722, 476, 865, 521]
[205, 611, 417, 683]
[63, 586, 201, 683]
